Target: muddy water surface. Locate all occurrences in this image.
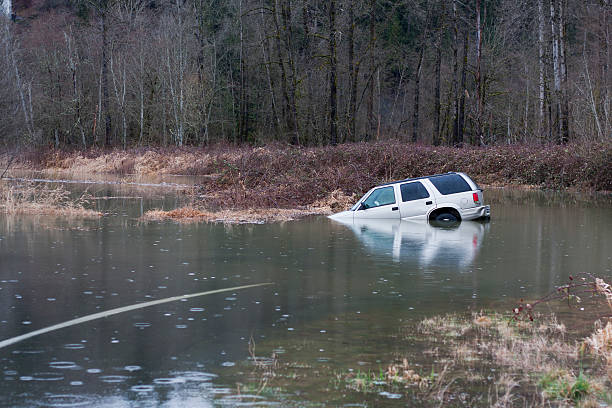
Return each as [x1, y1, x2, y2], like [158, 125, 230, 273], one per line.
[0, 187, 610, 406]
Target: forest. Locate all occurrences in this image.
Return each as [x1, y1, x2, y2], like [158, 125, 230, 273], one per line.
[0, 0, 610, 148]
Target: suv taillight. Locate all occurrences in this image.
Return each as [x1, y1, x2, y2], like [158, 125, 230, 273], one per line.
[473, 192, 480, 204]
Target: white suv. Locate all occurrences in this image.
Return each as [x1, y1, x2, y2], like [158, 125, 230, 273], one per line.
[329, 172, 490, 222]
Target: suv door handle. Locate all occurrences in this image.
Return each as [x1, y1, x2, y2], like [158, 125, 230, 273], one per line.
[391, 207, 399, 211]
[425, 201, 433, 205]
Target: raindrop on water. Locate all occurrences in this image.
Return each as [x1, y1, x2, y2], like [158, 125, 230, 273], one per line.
[49, 362, 78, 370]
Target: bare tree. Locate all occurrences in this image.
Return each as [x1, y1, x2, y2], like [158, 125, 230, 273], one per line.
[328, 0, 338, 145]
[538, 0, 546, 139]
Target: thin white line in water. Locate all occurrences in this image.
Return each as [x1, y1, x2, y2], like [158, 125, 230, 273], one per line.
[0, 283, 273, 350]
[4, 177, 191, 188]
[90, 196, 144, 200]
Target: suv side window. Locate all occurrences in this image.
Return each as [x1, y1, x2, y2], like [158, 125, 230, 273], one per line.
[400, 181, 430, 202]
[429, 174, 471, 195]
[361, 186, 396, 209]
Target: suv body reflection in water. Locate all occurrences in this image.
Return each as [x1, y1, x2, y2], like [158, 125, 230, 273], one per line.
[332, 218, 489, 268]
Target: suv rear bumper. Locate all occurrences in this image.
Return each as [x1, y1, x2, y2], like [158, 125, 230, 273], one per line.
[461, 205, 491, 220]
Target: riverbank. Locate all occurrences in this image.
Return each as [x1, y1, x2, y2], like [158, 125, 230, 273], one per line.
[3, 141, 610, 221]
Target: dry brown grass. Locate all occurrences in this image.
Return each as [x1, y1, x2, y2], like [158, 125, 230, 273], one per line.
[0, 181, 102, 217]
[415, 308, 612, 406]
[142, 206, 323, 224]
[420, 312, 574, 372]
[385, 358, 430, 388]
[141, 188, 356, 224]
[585, 321, 612, 380]
[308, 189, 358, 213]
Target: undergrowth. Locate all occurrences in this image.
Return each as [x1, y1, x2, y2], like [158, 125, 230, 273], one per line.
[7, 141, 611, 210]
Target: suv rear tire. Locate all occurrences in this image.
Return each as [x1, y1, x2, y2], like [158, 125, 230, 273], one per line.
[435, 212, 458, 222]
[430, 208, 461, 223]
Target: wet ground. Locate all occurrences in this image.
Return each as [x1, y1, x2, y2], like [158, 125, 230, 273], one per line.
[0, 182, 610, 406]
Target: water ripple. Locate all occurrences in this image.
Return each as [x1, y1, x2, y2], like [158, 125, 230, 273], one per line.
[35, 394, 94, 407]
[49, 362, 79, 370]
[130, 385, 154, 392]
[99, 375, 129, 383]
[153, 377, 186, 385]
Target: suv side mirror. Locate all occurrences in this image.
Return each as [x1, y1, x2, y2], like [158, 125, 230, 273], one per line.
[359, 202, 367, 210]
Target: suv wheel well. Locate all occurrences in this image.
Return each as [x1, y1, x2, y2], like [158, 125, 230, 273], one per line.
[429, 208, 461, 221]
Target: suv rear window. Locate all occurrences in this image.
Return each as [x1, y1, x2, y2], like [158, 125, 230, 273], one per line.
[429, 174, 471, 195]
[400, 182, 429, 202]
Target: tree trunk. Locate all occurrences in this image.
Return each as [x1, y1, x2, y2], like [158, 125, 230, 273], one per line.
[366, 0, 375, 141]
[65, 31, 86, 147]
[558, 0, 569, 143]
[475, 0, 483, 144]
[451, 0, 459, 145]
[102, 11, 112, 146]
[601, 2, 610, 135]
[281, 0, 299, 145]
[6, 23, 32, 137]
[347, 0, 356, 142]
[458, 30, 469, 145]
[239, 0, 246, 142]
[412, 45, 424, 143]
[550, 0, 561, 143]
[272, 0, 291, 139]
[538, 0, 546, 139]
[260, 2, 280, 139]
[433, 34, 442, 145]
[583, 31, 604, 139]
[329, 0, 338, 146]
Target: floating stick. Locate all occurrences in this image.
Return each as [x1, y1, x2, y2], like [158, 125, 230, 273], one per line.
[0, 283, 273, 350]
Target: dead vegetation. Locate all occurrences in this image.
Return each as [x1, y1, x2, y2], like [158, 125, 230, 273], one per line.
[322, 308, 609, 406]
[0, 181, 101, 217]
[142, 206, 322, 224]
[10, 141, 612, 198]
[208, 277, 612, 408]
[3, 143, 608, 222]
[406, 276, 612, 406]
[141, 188, 356, 223]
[246, 276, 612, 406]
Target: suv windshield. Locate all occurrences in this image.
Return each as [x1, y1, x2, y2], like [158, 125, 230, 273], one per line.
[361, 186, 395, 209]
[429, 174, 471, 195]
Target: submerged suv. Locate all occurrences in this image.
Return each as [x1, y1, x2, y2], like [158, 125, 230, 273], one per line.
[329, 172, 490, 222]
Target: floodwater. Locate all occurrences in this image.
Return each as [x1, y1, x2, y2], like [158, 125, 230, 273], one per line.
[0, 184, 610, 406]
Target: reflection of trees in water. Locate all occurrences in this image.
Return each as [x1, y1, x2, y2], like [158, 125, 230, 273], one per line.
[486, 188, 611, 208]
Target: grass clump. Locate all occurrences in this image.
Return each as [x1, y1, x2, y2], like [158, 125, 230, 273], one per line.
[141, 206, 322, 224]
[0, 181, 101, 217]
[343, 364, 431, 392]
[539, 371, 592, 404]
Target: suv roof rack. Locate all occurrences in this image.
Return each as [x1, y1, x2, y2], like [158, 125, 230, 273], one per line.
[377, 172, 458, 188]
